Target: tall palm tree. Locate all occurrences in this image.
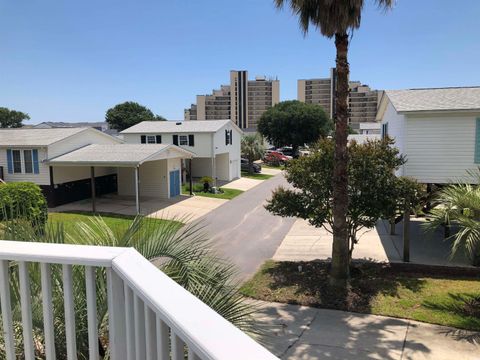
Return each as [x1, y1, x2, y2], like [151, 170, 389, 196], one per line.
[1, 216, 257, 359]
[274, 0, 394, 287]
[241, 133, 265, 174]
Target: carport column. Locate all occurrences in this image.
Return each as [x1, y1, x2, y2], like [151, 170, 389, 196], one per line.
[90, 166, 96, 213]
[134, 166, 140, 215]
[189, 158, 193, 196]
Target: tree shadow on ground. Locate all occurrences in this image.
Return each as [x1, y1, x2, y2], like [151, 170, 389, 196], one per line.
[262, 260, 426, 313]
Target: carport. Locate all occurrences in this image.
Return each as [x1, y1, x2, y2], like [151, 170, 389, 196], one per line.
[47, 144, 194, 214]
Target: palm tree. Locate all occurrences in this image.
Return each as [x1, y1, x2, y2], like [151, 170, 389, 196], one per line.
[241, 133, 265, 174]
[423, 183, 480, 266]
[0, 216, 257, 359]
[274, 0, 394, 287]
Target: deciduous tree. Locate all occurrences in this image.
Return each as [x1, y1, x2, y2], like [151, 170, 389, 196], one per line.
[105, 101, 166, 131]
[0, 107, 30, 128]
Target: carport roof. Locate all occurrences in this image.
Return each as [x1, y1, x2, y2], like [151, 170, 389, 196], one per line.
[47, 144, 194, 167]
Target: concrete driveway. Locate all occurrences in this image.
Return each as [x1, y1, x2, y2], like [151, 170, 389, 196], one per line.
[273, 218, 471, 267]
[255, 301, 479, 360]
[50, 194, 227, 223]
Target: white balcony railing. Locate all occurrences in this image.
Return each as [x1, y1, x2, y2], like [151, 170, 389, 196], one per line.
[0, 241, 278, 360]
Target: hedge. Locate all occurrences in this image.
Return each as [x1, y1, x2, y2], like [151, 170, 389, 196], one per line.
[0, 182, 48, 228]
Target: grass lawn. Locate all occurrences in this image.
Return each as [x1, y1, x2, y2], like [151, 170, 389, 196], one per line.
[241, 260, 480, 331]
[48, 212, 180, 237]
[181, 183, 243, 200]
[262, 164, 285, 170]
[241, 171, 274, 180]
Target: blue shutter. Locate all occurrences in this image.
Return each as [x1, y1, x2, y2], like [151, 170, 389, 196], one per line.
[6, 149, 13, 174]
[32, 149, 39, 174]
[475, 118, 480, 164]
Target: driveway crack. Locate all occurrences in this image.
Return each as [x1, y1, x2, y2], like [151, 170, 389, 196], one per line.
[279, 309, 320, 359]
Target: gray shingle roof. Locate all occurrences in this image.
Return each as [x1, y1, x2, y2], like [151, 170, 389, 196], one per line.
[386, 87, 480, 113]
[120, 120, 233, 134]
[0, 128, 87, 146]
[47, 144, 193, 166]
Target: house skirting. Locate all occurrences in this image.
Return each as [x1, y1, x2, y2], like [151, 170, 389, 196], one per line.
[41, 174, 117, 207]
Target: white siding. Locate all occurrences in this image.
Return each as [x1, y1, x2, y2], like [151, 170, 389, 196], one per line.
[123, 133, 213, 157]
[48, 129, 120, 158]
[213, 123, 241, 180]
[117, 158, 181, 199]
[404, 113, 480, 184]
[215, 153, 230, 181]
[0, 147, 50, 185]
[53, 166, 116, 184]
[381, 101, 406, 176]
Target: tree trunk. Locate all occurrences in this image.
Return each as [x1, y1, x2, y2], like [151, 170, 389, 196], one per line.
[330, 32, 350, 288]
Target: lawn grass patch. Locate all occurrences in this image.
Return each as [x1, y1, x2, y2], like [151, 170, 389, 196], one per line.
[48, 212, 180, 237]
[241, 171, 274, 180]
[262, 164, 285, 170]
[240, 260, 480, 331]
[181, 183, 243, 200]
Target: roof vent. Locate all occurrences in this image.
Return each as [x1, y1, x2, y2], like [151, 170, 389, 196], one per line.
[176, 122, 182, 125]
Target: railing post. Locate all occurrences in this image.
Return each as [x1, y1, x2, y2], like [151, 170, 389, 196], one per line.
[0, 260, 16, 360]
[107, 268, 127, 360]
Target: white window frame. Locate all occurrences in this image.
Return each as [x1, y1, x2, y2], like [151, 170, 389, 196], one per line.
[146, 135, 157, 144]
[179, 135, 189, 146]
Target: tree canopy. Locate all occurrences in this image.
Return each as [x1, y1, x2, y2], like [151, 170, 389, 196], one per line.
[257, 100, 331, 154]
[0, 107, 30, 128]
[105, 101, 166, 131]
[266, 138, 406, 261]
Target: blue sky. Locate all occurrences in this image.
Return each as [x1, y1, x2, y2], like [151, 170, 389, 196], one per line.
[1, 0, 479, 124]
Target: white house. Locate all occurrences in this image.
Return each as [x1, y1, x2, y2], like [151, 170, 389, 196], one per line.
[120, 120, 242, 182]
[377, 87, 480, 184]
[359, 122, 381, 135]
[0, 128, 193, 210]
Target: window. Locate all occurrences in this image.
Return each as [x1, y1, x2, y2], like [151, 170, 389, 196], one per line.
[141, 135, 162, 144]
[179, 135, 188, 146]
[24, 150, 33, 173]
[12, 150, 22, 173]
[147, 135, 156, 144]
[381, 123, 388, 139]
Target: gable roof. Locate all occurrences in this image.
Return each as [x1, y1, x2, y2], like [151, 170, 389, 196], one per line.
[0, 128, 88, 147]
[47, 144, 194, 167]
[121, 120, 242, 134]
[384, 87, 480, 114]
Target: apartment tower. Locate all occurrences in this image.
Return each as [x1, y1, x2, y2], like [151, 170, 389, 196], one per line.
[185, 70, 280, 131]
[298, 68, 382, 130]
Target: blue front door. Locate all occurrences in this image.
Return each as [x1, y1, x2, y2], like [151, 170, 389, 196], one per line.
[169, 170, 180, 197]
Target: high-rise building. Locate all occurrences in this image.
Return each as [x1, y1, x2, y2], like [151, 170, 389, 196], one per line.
[184, 70, 280, 131]
[298, 68, 382, 130]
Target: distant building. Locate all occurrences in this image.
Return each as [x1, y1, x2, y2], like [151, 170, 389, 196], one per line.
[184, 70, 280, 132]
[298, 68, 383, 130]
[33, 121, 118, 136]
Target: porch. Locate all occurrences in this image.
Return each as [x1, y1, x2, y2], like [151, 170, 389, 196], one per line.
[0, 241, 277, 359]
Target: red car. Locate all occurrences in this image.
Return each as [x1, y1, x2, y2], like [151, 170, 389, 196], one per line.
[264, 151, 291, 165]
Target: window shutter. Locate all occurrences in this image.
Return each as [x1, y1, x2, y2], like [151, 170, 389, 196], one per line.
[173, 135, 179, 145]
[225, 130, 228, 145]
[230, 130, 233, 145]
[6, 149, 13, 174]
[32, 149, 39, 174]
[475, 118, 480, 164]
[141, 135, 146, 144]
[188, 134, 194, 146]
[155, 135, 162, 144]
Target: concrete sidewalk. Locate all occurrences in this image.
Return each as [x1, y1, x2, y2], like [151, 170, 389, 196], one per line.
[222, 177, 264, 191]
[254, 301, 479, 360]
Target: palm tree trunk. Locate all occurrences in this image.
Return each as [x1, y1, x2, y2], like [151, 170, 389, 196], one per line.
[330, 32, 350, 288]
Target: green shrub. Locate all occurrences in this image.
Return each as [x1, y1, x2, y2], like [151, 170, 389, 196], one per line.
[0, 182, 48, 228]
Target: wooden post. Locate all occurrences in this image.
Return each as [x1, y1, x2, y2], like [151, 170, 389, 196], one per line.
[390, 218, 396, 235]
[134, 167, 140, 215]
[189, 159, 193, 196]
[403, 204, 410, 262]
[90, 167, 96, 213]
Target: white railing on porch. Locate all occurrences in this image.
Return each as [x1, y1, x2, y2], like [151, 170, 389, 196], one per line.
[0, 241, 278, 360]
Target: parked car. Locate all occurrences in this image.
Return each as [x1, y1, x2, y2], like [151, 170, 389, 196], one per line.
[278, 146, 294, 157]
[263, 151, 291, 165]
[241, 158, 261, 173]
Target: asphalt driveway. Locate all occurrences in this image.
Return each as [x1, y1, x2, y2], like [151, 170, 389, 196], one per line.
[200, 173, 296, 280]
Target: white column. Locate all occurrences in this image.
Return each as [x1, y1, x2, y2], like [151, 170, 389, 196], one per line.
[134, 166, 140, 215]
